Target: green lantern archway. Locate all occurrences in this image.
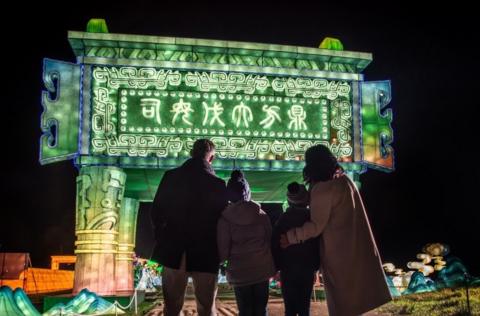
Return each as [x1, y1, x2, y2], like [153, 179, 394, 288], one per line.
[40, 19, 393, 295]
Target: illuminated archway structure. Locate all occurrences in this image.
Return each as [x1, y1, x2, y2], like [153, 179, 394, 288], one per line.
[40, 19, 393, 296]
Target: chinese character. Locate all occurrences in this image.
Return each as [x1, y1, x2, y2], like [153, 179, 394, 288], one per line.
[202, 101, 225, 127]
[140, 98, 161, 124]
[232, 101, 253, 128]
[259, 105, 281, 129]
[171, 98, 194, 126]
[288, 105, 307, 130]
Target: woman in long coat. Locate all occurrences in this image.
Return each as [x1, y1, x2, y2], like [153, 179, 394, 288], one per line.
[282, 145, 391, 316]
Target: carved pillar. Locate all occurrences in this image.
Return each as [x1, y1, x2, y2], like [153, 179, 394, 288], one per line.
[115, 198, 139, 293]
[73, 166, 126, 295]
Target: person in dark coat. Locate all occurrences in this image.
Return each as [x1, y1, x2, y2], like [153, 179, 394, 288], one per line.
[151, 139, 228, 316]
[272, 182, 320, 316]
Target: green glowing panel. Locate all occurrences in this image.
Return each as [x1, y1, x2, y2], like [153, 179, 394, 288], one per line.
[119, 90, 330, 143]
[123, 163, 363, 202]
[90, 66, 354, 163]
[40, 59, 80, 165]
[123, 168, 303, 202]
[361, 81, 394, 171]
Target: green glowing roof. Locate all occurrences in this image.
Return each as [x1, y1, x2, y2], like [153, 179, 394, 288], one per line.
[68, 31, 372, 73]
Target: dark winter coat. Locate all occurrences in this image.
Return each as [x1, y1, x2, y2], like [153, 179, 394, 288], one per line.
[150, 158, 228, 273]
[271, 206, 320, 276]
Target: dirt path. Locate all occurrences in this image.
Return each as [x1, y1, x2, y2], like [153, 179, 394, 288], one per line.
[145, 298, 392, 315]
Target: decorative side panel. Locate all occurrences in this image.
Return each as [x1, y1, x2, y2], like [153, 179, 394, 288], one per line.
[40, 59, 81, 164]
[361, 81, 394, 171]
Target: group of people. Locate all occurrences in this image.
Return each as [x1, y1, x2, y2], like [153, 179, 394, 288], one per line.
[150, 139, 391, 316]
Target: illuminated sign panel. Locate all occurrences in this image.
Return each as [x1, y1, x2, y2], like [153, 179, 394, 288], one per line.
[41, 30, 393, 173]
[91, 67, 354, 161]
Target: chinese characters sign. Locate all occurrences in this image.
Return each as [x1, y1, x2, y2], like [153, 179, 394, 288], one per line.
[120, 91, 330, 138]
[91, 66, 354, 160]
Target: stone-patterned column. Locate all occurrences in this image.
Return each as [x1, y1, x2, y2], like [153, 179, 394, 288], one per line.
[115, 197, 139, 293]
[73, 166, 126, 295]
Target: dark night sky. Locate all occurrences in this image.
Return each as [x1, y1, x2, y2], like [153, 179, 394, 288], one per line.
[1, 2, 478, 275]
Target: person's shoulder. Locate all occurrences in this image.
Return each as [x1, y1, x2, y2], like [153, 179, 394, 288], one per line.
[162, 167, 182, 181]
[255, 203, 271, 220]
[311, 179, 335, 194]
[334, 174, 357, 192]
[250, 200, 262, 209]
[165, 166, 181, 176]
[207, 173, 226, 187]
[241, 200, 262, 214]
[214, 174, 226, 185]
[159, 169, 173, 182]
[315, 175, 358, 203]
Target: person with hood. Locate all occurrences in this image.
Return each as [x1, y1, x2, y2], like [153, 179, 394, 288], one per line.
[271, 182, 320, 316]
[151, 139, 228, 316]
[280, 145, 391, 316]
[217, 170, 275, 316]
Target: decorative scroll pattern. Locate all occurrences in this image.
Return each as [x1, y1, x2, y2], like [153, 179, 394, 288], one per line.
[90, 66, 354, 161]
[93, 67, 181, 90]
[91, 135, 352, 159]
[272, 77, 351, 99]
[331, 99, 353, 157]
[185, 71, 269, 94]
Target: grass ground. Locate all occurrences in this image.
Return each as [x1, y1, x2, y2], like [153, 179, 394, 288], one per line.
[125, 285, 480, 315]
[377, 286, 480, 316]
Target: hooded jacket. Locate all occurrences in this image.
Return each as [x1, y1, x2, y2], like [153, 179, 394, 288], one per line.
[217, 200, 276, 287]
